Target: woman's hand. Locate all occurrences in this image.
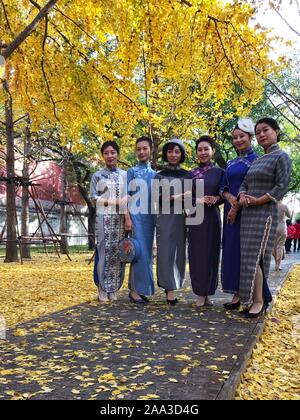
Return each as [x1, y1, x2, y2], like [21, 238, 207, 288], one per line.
[224, 192, 237, 207]
[118, 196, 128, 208]
[205, 196, 219, 206]
[239, 194, 258, 207]
[239, 193, 248, 207]
[228, 195, 237, 208]
[227, 208, 238, 224]
[244, 195, 258, 206]
[183, 191, 192, 199]
[172, 191, 192, 201]
[196, 196, 218, 206]
[125, 215, 133, 232]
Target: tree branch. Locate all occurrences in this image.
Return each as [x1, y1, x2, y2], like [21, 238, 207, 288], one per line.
[2, 0, 58, 59]
[266, 77, 300, 111]
[212, 19, 243, 86]
[271, 4, 300, 38]
[267, 94, 300, 131]
[13, 114, 29, 125]
[41, 16, 59, 120]
[53, 6, 95, 42]
[179, 0, 192, 6]
[0, 0, 12, 34]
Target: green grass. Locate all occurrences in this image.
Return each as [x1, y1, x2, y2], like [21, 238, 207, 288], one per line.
[0, 244, 91, 257]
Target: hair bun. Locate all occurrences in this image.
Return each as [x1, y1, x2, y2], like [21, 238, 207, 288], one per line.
[237, 118, 255, 135]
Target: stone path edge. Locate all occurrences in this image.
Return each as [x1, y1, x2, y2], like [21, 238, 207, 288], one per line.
[216, 263, 297, 400]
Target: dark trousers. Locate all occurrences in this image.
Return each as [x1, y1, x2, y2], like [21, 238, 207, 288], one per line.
[285, 238, 293, 253]
[293, 238, 300, 252]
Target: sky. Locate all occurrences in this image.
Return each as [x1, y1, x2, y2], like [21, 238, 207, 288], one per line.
[252, 0, 300, 55]
[249, 1, 300, 214]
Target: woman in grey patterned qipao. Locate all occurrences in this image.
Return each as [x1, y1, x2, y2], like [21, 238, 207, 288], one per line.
[155, 139, 188, 305]
[90, 141, 130, 302]
[239, 118, 291, 318]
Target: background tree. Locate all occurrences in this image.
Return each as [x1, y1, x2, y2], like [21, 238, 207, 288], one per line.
[0, 0, 288, 261]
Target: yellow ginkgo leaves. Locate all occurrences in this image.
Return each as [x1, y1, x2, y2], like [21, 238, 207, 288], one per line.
[0, 254, 95, 327]
[236, 265, 300, 400]
[0, 0, 283, 157]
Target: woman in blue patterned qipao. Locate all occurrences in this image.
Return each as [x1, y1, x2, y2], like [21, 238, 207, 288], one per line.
[90, 141, 130, 302]
[126, 136, 157, 304]
[220, 119, 258, 310]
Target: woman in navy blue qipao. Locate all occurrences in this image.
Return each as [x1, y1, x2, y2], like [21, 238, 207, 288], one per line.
[186, 136, 224, 308]
[220, 119, 258, 310]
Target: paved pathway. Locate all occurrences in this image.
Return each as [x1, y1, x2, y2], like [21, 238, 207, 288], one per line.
[0, 253, 298, 400]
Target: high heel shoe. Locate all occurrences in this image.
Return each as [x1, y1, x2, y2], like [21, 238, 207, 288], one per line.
[239, 307, 249, 315]
[244, 301, 268, 319]
[223, 300, 240, 310]
[167, 298, 179, 306]
[165, 290, 178, 305]
[129, 292, 146, 304]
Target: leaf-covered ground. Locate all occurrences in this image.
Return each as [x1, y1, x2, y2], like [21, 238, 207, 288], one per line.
[0, 254, 96, 327]
[0, 290, 256, 400]
[236, 265, 300, 400]
[0, 254, 299, 400]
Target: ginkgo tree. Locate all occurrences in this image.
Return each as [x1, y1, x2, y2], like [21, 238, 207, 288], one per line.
[0, 0, 284, 261]
[1, 0, 284, 144]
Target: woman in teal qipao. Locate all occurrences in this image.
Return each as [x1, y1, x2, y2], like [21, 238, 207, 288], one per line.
[127, 136, 157, 304]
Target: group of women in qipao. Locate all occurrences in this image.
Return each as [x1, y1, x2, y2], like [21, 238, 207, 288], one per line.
[90, 117, 291, 318]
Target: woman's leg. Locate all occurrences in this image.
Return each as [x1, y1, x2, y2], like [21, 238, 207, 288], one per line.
[249, 265, 264, 313]
[166, 290, 175, 300]
[274, 244, 283, 270]
[196, 296, 207, 307]
[231, 294, 240, 303]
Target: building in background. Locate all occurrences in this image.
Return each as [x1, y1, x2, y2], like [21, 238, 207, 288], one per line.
[0, 159, 89, 247]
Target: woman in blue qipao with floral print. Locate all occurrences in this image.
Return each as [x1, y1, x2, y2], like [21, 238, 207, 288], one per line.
[90, 141, 131, 303]
[126, 136, 157, 304]
[220, 119, 258, 310]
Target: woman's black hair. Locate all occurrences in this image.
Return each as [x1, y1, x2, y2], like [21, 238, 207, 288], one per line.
[255, 118, 281, 141]
[162, 142, 186, 163]
[195, 135, 215, 151]
[136, 136, 153, 149]
[101, 140, 120, 155]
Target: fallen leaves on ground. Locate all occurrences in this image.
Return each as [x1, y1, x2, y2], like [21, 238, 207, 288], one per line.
[236, 265, 300, 400]
[0, 254, 96, 327]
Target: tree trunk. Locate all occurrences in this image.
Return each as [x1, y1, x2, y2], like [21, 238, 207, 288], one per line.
[150, 127, 159, 170]
[21, 121, 31, 259]
[59, 160, 69, 254]
[4, 80, 18, 263]
[70, 159, 95, 250]
[214, 146, 227, 169]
